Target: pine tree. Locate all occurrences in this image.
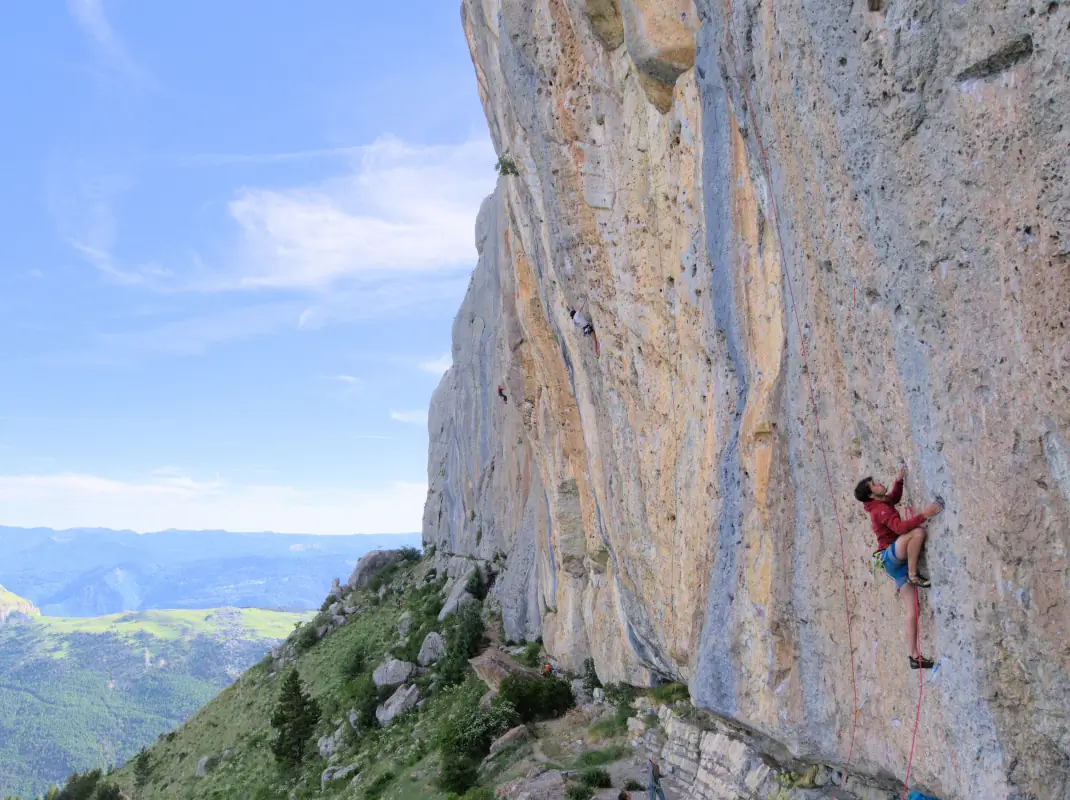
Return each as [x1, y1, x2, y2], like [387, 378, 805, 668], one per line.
[270, 668, 321, 769]
[133, 747, 153, 796]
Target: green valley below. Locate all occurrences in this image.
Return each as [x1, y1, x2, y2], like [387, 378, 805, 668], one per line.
[0, 586, 309, 799]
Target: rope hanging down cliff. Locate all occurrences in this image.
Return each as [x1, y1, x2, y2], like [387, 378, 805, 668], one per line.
[722, 13, 861, 781]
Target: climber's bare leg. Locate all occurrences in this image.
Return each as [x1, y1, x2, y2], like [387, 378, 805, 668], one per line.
[894, 529, 926, 579]
[903, 585, 920, 659]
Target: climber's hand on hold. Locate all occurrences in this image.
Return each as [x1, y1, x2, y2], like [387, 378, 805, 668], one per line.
[921, 502, 943, 519]
[896, 465, 907, 482]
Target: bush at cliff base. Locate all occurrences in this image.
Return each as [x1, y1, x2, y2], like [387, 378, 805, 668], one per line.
[497, 674, 574, 723]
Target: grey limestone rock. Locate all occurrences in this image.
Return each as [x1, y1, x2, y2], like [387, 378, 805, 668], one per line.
[375, 684, 420, 726]
[372, 658, 416, 689]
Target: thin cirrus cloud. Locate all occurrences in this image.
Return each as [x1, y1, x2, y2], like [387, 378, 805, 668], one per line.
[390, 410, 428, 426]
[419, 354, 452, 377]
[0, 472, 426, 534]
[68, 0, 154, 88]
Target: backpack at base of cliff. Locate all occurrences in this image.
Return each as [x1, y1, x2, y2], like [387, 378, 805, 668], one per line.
[907, 791, 940, 800]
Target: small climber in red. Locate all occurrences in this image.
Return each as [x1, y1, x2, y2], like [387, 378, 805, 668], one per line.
[855, 465, 942, 669]
[498, 385, 508, 403]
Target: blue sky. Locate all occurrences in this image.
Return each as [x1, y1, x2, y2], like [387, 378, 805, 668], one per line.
[0, 1, 494, 534]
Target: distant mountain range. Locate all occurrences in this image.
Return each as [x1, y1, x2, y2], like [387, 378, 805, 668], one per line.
[0, 590, 310, 799]
[0, 526, 421, 617]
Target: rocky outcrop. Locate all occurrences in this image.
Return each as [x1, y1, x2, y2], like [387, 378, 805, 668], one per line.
[0, 585, 39, 624]
[468, 649, 541, 692]
[320, 764, 359, 792]
[371, 659, 416, 689]
[346, 550, 406, 591]
[375, 684, 420, 726]
[489, 724, 531, 755]
[437, 567, 478, 621]
[426, 1, 1070, 799]
[417, 632, 446, 666]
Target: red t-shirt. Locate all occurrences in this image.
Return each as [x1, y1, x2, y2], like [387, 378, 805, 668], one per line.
[863, 479, 926, 551]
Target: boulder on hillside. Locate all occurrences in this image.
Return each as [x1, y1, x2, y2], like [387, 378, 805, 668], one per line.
[438, 567, 478, 621]
[489, 724, 531, 755]
[398, 611, 413, 637]
[195, 753, 220, 777]
[469, 649, 541, 691]
[496, 768, 567, 800]
[321, 764, 360, 792]
[437, 589, 476, 621]
[372, 658, 416, 688]
[417, 631, 446, 665]
[317, 723, 347, 761]
[347, 550, 407, 591]
[376, 684, 420, 726]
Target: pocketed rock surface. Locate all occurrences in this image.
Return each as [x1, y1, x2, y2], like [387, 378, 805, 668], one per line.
[424, 2, 1070, 798]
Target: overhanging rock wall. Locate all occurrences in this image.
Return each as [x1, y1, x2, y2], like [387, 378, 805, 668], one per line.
[423, 2, 1070, 798]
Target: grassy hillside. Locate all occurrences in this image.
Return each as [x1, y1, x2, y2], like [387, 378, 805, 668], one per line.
[38, 608, 304, 641]
[96, 553, 644, 800]
[0, 608, 310, 799]
[105, 567, 434, 799]
[0, 585, 38, 623]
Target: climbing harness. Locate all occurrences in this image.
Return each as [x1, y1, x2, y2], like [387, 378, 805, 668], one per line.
[724, 12, 861, 781]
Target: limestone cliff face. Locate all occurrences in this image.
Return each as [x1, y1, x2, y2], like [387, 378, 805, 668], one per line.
[423, 2, 1070, 798]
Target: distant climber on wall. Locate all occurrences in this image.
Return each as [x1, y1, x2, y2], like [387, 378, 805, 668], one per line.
[498, 385, 508, 403]
[569, 305, 600, 357]
[855, 466, 942, 669]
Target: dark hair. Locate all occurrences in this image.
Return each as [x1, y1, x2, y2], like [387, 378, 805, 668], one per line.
[569, 309, 576, 318]
[854, 477, 873, 502]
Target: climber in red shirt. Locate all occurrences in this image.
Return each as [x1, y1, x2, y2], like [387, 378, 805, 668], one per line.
[855, 465, 942, 669]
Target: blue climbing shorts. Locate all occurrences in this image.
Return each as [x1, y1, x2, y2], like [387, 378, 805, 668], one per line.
[880, 542, 909, 590]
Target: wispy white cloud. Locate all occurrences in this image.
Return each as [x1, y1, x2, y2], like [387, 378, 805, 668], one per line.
[390, 410, 428, 426]
[45, 159, 144, 284]
[327, 375, 361, 386]
[0, 472, 425, 534]
[419, 354, 452, 377]
[68, 0, 154, 88]
[213, 136, 495, 291]
[53, 136, 495, 307]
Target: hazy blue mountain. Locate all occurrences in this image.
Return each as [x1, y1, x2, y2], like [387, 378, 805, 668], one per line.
[0, 527, 420, 616]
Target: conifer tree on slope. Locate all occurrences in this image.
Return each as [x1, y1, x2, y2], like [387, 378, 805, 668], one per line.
[271, 668, 322, 769]
[133, 747, 152, 797]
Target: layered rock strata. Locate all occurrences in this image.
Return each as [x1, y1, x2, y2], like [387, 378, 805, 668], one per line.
[424, 1, 1070, 797]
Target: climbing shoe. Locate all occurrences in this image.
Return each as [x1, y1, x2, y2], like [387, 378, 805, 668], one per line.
[909, 655, 935, 670]
[908, 573, 931, 588]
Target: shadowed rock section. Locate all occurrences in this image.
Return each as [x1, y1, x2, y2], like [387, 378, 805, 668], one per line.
[425, 1, 1070, 798]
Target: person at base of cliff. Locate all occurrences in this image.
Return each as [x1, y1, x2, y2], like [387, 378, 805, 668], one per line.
[855, 466, 943, 670]
[647, 757, 666, 800]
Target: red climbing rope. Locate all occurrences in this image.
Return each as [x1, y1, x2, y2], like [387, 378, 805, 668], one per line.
[902, 584, 924, 800]
[724, 14, 861, 781]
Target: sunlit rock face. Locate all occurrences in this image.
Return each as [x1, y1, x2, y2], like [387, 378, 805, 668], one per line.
[424, 2, 1070, 798]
